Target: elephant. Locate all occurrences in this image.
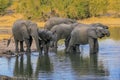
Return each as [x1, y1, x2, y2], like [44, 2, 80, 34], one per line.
[38, 29, 56, 54]
[9, 19, 41, 53]
[66, 24, 110, 54]
[50, 23, 79, 50]
[44, 17, 77, 30]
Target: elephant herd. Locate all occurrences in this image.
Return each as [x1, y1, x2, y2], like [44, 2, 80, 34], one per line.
[7, 17, 110, 55]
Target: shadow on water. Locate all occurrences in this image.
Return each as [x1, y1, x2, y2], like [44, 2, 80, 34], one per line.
[0, 27, 120, 80]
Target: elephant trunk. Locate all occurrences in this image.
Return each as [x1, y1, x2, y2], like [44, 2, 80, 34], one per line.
[33, 34, 41, 54]
[105, 29, 110, 37]
[106, 32, 110, 37]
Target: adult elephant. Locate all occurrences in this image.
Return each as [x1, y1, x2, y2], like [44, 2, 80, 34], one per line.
[50, 23, 79, 50]
[66, 24, 110, 54]
[44, 17, 77, 30]
[11, 19, 41, 53]
[38, 29, 56, 54]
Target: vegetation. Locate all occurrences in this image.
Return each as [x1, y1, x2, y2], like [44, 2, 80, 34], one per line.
[0, 0, 12, 15]
[0, 0, 120, 20]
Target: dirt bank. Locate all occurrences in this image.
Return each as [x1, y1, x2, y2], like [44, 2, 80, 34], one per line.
[0, 39, 38, 57]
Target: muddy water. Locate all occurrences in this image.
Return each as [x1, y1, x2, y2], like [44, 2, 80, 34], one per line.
[0, 27, 120, 80]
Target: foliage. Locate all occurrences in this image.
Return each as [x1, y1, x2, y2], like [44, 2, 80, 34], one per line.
[1, 0, 120, 20]
[0, 0, 12, 15]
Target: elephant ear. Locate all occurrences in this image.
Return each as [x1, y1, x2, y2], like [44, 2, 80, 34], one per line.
[21, 23, 30, 39]
[88, 28, 98, 39]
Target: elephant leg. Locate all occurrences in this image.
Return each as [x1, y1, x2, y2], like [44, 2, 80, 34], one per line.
[44, 43, 49, 54]
[53, 41, 58, 52]
[66, 39, 73, 53]
[76, 44, 80, 53]
[15, 40, 19, 53]
[65, 39, 69, 52]
[29, 36, 33, 47]
[89, 38, 95, 54]
[70, 45, 76, 53]
[20, 41, 24, 52]
[65, 40, 68, 48]
[94, 39, 99, 53]
[39, 40, 42, 53]
[54, 41, 58, 48]
[65, 37, 70, 48]
[65, 36, 71, 53]
[46, 43, 49, 54]
[25, 39, 31, 52]
[65, 36, 71, 48]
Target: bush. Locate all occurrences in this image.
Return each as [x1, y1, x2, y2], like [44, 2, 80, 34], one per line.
[0, 0, 12, 15]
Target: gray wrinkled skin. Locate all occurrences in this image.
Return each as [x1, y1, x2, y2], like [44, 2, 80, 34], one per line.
[50, 23, 79, 50]
[38, 29, 56, 54]
[44, 17, 77, 30]
[66, 24, 110, 54]
[12, 19, 41, 53]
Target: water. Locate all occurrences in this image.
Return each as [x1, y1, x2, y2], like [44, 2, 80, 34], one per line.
[0, 27, 120, 80]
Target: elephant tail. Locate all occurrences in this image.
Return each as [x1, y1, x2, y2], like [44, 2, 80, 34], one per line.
[7, 35, 13, 47]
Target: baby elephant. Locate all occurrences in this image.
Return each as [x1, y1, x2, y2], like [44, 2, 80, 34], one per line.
[38, 29, 56, 54]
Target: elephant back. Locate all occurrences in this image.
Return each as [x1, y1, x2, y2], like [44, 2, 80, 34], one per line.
[44, 17, 77, 30]
[12, 20, 30, 41]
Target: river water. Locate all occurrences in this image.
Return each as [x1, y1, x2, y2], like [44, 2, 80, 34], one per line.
[0, 27, 120, 80]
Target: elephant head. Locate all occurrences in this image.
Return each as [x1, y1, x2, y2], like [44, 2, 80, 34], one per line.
[90, 23, 110, 37]
[24, 21, 41, 53]
[88, 27, 110, 39]
[48, 30, 57, 48]
[38, 29, 57, 48]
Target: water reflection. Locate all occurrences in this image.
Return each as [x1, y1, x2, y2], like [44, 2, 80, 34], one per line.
[14, 56, 19, 76]
[68, 53, 106, 77]
[19, 55, 24, 76]
[13, 53, 33, 78]
[35, 54, 53, 78]
[13, 53, 53, 79]
[25, 54, 33, 77]
[89, 53, 98, 74]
